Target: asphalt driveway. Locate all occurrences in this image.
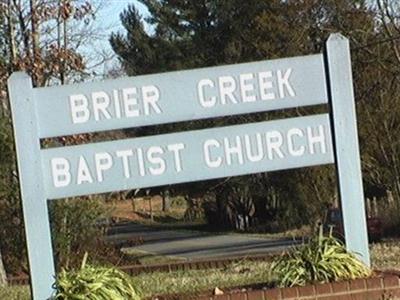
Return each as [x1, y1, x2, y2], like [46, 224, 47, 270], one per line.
[106, 223, 300, 260]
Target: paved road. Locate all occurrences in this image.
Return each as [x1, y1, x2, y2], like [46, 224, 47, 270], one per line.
[106, 223, 300, 260]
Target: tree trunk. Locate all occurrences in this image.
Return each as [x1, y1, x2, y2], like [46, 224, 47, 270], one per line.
[57, 0, 63, 83]
[0, 249, 7, 287]
[30, 0, 41, 86]
[7, 0, 17, 73]
[148, 197, 153, 222]
[61, 0, 68, 84]
[14, 0, 30, 56]
[161, 190, 170, 212]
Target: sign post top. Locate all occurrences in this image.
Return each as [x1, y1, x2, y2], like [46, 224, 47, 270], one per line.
[8, 71, 32, 90]
[327, 32, 348, 43]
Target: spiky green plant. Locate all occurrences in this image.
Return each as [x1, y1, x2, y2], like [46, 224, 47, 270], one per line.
[271, 228, 372, 287]
[53, 253, 141, 300]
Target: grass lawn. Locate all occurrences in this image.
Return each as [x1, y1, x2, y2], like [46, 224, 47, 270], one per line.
[3, 239, 400, 299]
[134, 260, 274, 298]
[371, 239, 400, 270]
[0, 260, 274, 299]
[121, 248, 187, 265]
[0, 285, 30, 300]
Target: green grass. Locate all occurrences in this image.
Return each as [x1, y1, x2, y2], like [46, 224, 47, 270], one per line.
[3, 239, 400, 300]
[0, 260, 274, 299]
[0, 285, 30, 300]
[133, 260, 274, 298]
[371, 239, 400, 270]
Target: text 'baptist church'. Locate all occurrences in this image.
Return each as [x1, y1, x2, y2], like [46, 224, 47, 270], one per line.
[49, 123, 328, 189]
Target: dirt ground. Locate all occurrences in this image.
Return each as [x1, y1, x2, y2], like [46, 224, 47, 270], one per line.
[108, 197, 186, 222]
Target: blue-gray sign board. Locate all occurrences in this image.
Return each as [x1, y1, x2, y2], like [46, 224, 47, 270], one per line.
[34, 54, 327, 138]
[42, 114, 333, 199]
[8, 33, 369, 300]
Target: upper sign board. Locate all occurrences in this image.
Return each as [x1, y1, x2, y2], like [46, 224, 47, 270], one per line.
[35, 54, 327, 138]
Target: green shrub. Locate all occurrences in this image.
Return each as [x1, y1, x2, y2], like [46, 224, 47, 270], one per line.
[49, 197, 110, 269]
[53, 254, 141, 300]
[0, 115, 27, 274]
[271, 228, 372, 287]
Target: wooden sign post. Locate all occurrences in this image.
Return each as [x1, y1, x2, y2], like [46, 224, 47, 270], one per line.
[8, 33, 369, 300]
[325, 34, 369, 264]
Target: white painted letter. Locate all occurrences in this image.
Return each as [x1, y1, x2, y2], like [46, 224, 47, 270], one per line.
[142, 85, 161, 115]
[244, 134, 264, 162]
[113, 90, 122, 119]
[94, 152, 113, 182]
[287, 128, 305, 156]
[116, 150, 134, 178]
[198, 79, 216, 108]
[277, 69, 295, 98]
[167, 143, 185, 172]
[92, 91, 111, 121]
[123, 87, 139, 117]
[51, 158, 71, 187]
[204, 139, 222, 168]
[77, 156, 93, 184]
[219, 76, 237, 104]
[266, 131, 284, 159]
[307, 125, 326, 154]
[240, 73, 256, 102]
[259, 71, 275, 101]
[70, 94, 90, 124]
[224, 136, 244, 165]
[147, 146, 166, 175]
[136, 148, 146, 176]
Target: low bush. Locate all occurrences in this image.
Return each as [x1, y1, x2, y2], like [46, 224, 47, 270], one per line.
[49, 196, 110, 270]
[271, 228, 372, 287]
[53, 254, 141, 300]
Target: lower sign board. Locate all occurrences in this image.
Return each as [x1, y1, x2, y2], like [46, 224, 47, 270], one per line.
[42, 114, 334, 199]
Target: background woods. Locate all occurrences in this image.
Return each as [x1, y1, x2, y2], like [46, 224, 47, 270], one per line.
[0, 0, 111, 274]
[0, 0, 400, 277]
[110, 0, 400, 231]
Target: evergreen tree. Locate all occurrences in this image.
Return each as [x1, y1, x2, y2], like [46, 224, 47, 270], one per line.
[111, 0, 399, 231]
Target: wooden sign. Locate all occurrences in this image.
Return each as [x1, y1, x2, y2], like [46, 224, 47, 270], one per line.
[42, 114, 333, 199]
[8, 33, 369, 300]
[35, 54, 327, 138]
